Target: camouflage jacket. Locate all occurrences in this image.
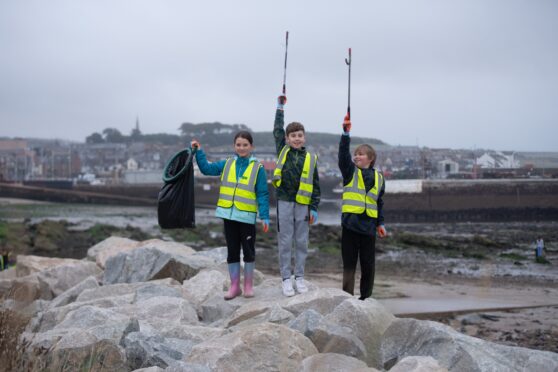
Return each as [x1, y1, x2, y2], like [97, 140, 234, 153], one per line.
[273, 109, 320, 211]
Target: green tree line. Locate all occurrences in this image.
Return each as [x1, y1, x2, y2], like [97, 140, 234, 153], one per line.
[85, 122, 385, 148]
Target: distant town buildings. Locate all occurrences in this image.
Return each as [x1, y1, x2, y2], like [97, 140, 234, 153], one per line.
[476, 152, 519, 169]
[1, 123, 557, 183]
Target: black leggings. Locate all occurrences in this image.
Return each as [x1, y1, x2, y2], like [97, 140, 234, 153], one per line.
[341, 225, 376, 299]
[224, 219, 256, 263]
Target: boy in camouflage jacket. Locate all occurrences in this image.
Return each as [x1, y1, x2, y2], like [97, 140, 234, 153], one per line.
[272, 94, 320, 296]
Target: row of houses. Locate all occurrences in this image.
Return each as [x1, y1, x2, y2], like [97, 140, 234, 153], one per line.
[0, 137, 555, 183]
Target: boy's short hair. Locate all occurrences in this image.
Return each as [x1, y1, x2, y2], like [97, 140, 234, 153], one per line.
[286, 122, 305, 136]
[354, 144, 376, 168]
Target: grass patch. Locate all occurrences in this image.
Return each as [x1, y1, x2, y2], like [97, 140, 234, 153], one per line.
[0, 309, 30, 371]
[317, 244, 340, 255]
[500, 253, 527, 261]
[462, 251, 487, 260]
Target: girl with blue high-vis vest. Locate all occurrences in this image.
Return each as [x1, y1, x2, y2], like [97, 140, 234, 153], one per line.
[191, 131, 269, 300]
[338, 115, 387, 300]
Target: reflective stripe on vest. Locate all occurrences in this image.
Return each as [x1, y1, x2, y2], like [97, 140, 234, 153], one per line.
[272, 146, 317, 206]
[342, 169, 384, 218]
[217, 158, 260, 213]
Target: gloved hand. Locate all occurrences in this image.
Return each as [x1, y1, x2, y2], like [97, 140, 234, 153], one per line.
[190, 139, 201, 150]
[377, 225, 387, 238]
[342, 114, 351, 134]
[309, 210, 318, 225]
[277, 95, 287, 109]
[262, 219, 270, 233]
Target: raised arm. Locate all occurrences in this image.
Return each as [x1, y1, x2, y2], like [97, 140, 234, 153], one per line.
[273, 95, 287, 155]
[193, 145, 226, 176]
[338, 116, 355, 184]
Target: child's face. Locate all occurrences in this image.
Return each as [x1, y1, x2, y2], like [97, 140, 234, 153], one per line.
[234, 137, 253, 158]
[353, 149, 373, 169]
[287, 130, 305, 149]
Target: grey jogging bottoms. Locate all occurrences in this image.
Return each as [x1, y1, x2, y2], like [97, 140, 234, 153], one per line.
[277, 200, 309, 280]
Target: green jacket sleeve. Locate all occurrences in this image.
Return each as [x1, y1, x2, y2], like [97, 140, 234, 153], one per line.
[273, 109, 286, 155]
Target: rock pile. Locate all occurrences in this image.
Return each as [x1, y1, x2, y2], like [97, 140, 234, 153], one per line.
[1, 237, 557, 371]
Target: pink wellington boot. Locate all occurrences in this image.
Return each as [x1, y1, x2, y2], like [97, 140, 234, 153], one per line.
[224, 262, 242, 300]
[243, 262, 255, 298]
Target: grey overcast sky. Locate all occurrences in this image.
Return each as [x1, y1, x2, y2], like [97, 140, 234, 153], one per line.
[1, 1, 557, 151]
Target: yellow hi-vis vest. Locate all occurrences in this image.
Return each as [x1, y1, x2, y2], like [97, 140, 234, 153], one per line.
[217, 158, 261, 213]
[342, 169, 384, 218]
[272, 146, 317, 205]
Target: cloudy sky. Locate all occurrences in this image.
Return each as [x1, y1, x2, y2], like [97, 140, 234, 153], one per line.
[1, 1, 557, 151]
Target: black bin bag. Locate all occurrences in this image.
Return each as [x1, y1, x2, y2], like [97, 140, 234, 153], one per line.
[158, 148, 196, 228]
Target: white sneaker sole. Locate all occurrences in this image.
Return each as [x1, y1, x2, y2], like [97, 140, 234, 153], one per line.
[283, 290, 295, 297]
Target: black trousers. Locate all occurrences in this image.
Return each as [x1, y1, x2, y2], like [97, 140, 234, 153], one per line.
[224, 219, 256, 263]
[341, 225, 376, 299]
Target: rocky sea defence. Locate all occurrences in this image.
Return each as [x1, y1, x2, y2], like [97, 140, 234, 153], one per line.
[1, 237, 557, 372]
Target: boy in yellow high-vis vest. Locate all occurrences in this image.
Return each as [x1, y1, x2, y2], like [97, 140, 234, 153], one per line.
[273, 95, 320, 297]
[338, 115, 387, 300]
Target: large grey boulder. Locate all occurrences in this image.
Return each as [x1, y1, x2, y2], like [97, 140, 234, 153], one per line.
[103, 246, 215, 284]
[49, 276, 99, 308]
[299, 353, 378, 372]
[310, 318, 368, 360]
[164, 361, 211, 372]
[87, 236, 140, 268]
[76, 278, 180, 303]
[0, 267, 16, 279]
[0, 274, 42, 302]
[133, 367, 164, 372]
[224, 300, 276, 328]
[182, 269, 226, 310]
[187, 322, 318, 371]
[28, 281, 186, 334]
[36, 260, 102, 299]
[124, 331, 194, 370]
[199, 294, 240, 324]
[152, 324, 224, 344]
[0, 299, 50, 322]
[227, 304, 295, 329]
[23, 306, 139, 372]
[116, 296, 199, 331]
[29, 295, 136, 333]
[288, 308, 324, 338]
[2, 259, 100, 303]
[137, 239, 196, 257]
[324, 298, 396, 369]
[389, 355, 448, 372]
[381, 318, 558, 372]
[26, 332, 128, 372]
[282, 287, 352, 316]
[194, 246, 228, 263]
[52, 305, 139, 342]
[15, 255, 78, 277]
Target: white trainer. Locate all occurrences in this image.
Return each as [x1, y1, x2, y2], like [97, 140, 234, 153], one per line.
[295, 277, 308, 294]
[282, 278, 295, 297]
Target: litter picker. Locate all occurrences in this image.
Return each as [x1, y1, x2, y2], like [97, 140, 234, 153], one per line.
[345, 48, 352, 119]
[282, 31, 289, 95]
